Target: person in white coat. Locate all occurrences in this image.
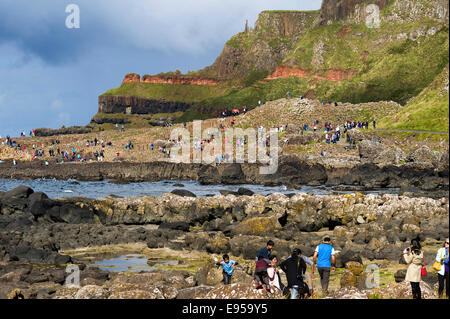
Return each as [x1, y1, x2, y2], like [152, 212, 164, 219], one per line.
[403, 239, 424, 299]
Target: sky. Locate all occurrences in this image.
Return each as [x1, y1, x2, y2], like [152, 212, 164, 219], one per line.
[0, 0, 322, 137]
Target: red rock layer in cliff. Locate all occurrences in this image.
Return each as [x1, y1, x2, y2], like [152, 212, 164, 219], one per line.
[141, 75, 218, 86]
[266, 65, 356, 82]
[122, 73, 141, 84]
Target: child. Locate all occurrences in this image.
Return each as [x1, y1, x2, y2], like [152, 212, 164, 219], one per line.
[216, 254, 238, 285]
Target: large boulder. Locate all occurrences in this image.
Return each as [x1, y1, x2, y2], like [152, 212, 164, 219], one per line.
[394, 269, 407, 283]
[231, 216, 282, 236]
[286, 124, 303, 135]
[347, 129, 366, 142]
[407, 146, 441, 165]
[2, 186, 34, 200]
[221, 164, 245, 184]
[170, 189, 197, 198]
[358, 140, 387, 162]
[194, 263, 223, 286]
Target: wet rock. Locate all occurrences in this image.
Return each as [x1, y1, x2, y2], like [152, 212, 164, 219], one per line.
[3, 186, 34, 200]
[221, 164, 245, 184]
[170, 189, 196, 198]
[237, 188, 254, 196]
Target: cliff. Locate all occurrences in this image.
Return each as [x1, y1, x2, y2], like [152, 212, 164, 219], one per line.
[98, 0, 449, 126]
[98, 95, 192, 114]
[201, 10, 321, 80]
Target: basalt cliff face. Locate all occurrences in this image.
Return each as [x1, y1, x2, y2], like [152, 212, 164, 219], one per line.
[202, 11, 321, 80]
[98, 95, 192, 115]
[97, 0, 449, 123]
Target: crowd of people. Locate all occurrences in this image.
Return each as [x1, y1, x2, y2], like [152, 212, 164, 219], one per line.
[1, 135, 113, 165]
[215, 238, 336, 299]
[214, 237, 449, 299]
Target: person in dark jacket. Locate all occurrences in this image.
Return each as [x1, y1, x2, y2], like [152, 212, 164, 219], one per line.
[280, 248, 310, 299]
[256, 240, 274, 262]
[253, 240, 274, 291]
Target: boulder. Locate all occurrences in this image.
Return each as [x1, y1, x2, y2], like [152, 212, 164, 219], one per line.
[221, 164, 245, 184]
[286, 124, 303, 135]
[347, 129, 366, 142]
[194, 263, 223, 286]
[231, 216, 282, 236]
[394, 269, 407, 283]
[170, 189, 196, 198]
[345, 261, 364, 276]
[237, 188, 254, 196]
[407, 146, 441, 165]
[3, 186, 34, 200]
[358, 140, 386, 162]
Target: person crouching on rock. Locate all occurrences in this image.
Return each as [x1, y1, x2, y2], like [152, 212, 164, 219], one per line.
[253, 240, 274, 291]
[216, 254, 238, 285]
[403, 239, 424, 299]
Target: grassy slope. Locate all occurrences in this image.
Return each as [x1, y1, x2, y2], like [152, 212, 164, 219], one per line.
[101, 82, 231, 104]
[377, 64, 449, 132]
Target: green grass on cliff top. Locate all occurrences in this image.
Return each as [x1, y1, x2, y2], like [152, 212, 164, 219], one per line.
[101, 82, 231, 103]
[378, 64, 449, 133]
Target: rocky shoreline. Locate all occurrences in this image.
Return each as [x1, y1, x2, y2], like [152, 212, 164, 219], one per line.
[0, 185, 448, 299]
[0, 152, 448, 198]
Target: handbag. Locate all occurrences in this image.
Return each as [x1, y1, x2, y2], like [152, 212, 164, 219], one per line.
[433, 249, 443, 272]
[421, 257, 427, 277]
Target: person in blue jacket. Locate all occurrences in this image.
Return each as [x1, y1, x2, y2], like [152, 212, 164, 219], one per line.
[313, 237, 335, 294]
[216, 254, 238, 285]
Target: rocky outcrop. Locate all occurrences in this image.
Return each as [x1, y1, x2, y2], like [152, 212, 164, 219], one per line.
[1, 185, 448, 299]
[122, 73, 140, 84]
[34, 126, 92, 137]
[97, 95, 192, 114]
[358, 140, 406, 165]
[203, 11, 320, 80]
[266, 66, 357, 82]
[0, 154, 448, 196]
[319, 0, 449, 25]
[319, 0, 390, 25]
